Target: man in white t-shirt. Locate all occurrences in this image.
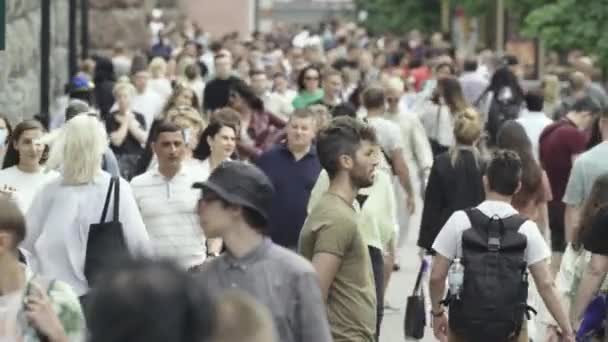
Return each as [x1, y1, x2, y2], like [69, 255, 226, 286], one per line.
[429, 150, 574, 342]
[362, 86, 415, 214]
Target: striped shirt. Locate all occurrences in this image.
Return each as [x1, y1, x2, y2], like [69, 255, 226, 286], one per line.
[131, 165, 206, 268]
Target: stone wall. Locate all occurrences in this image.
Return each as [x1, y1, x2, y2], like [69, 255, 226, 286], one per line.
[0, 0, 69, 124]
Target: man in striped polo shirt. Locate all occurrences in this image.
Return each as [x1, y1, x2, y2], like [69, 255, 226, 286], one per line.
[130, 121, 206, 269]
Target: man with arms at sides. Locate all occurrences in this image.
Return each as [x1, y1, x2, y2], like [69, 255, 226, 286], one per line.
[362, 86, 416, 215]
[193, 161, 332, 342]
[429, 150, 574, 342]
[562, 109, 608, 253]
[255, 109, 321, 250]
[299, 116, 378, 342]
[539, 96, 599, 273]
[130, 121, 207, 269]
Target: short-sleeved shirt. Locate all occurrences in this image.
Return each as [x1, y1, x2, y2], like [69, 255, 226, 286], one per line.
[539, 119, 588, 203]
[366, 116, 404, 173]
[563, 141, 608, 207]
[583, 207, 608, 256]
[299, 192, 377, 342]
[432, 200, 551, 266]
[106, 111, 147, 156]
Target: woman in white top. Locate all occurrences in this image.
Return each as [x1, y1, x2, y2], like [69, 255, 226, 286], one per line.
[192, 114, 238, 255]
[23, 115, 151, 296]
[0, 120, 59, 212]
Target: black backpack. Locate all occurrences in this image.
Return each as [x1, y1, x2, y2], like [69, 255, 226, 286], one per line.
[484, 91, 522, 146]
[446, 208, 534, 342]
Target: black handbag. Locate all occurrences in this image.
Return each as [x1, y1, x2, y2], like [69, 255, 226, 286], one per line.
[404, 259, 428, 339]
[84, 176, 128, 287]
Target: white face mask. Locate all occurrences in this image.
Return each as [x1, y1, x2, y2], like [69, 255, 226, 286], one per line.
[0, 128, 7, 146]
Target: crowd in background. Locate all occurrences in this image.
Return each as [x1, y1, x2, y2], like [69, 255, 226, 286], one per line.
[1, 8, 608, 342]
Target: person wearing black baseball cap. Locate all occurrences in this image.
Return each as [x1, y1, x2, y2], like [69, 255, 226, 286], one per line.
[193, 161, 332, 342]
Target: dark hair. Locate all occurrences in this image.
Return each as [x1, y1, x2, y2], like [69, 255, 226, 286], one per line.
[524, 91, 544, 112]
[87, 259, 216, 342]
[65, 99, 91, 122]
[317, 117, 377, 178]
[463, 59, 478, 72]
[438, 77, 468, 114]
[362, 86, 385, 110]
[497, 121, 543, 209]
[0, 197, 26, 248]
[331, 103, 357, 118]
[193, 120, 238, 161]
[572, 96, 602, 115]
[164, 83, 200, 113]
[435, 62, 455, 75]
[151, 121, 184, 142]
[230, 80, 264, 112]
[586, 117, 602, 150]
[502, 54, 519, 66]
[297, 66, 322, 91]
[0, 115, 13, 146]
[578, 174, 608, 247]
[134, 118, 164, 176]
[2, 120, 45, 169]
[482, 67, 524, 104]
[485, 149, 522, 196]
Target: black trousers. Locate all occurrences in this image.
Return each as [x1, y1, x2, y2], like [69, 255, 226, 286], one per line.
[368, 245, 384, 341]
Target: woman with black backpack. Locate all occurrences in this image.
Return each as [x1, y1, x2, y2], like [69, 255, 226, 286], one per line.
[476, 67, 525, 147]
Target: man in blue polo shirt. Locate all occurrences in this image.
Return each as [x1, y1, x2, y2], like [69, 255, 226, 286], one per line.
[256, 108, 321, 249]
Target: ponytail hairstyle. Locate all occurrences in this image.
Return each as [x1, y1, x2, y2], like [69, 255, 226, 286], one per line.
[497, 120, 543, 210]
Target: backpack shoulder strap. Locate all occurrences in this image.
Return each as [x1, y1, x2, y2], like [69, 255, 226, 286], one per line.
[464, 207, 488, 228]
[501, 214, 528, 232]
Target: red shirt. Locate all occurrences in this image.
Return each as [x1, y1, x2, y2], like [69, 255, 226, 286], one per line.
[539, 119, 588, 202]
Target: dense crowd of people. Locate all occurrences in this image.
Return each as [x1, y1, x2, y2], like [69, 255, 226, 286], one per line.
[1, 10, 608, 342]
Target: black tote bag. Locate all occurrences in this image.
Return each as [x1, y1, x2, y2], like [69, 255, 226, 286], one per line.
[84, 176, 129, 287]
[404, 259, 428, 339]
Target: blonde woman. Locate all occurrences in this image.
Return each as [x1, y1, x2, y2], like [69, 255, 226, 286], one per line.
[148, 57, 172, 104]
[107, 81, 147, 180]
[418, 110, 486, 252]
[24, 115, 151, 297]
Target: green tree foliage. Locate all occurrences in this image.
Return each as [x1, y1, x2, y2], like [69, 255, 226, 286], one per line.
[355, 0, 441, 35]
[522, 0, 608, 70]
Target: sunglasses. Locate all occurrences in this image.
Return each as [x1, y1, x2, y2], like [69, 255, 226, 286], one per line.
[304, 76, 319, 81]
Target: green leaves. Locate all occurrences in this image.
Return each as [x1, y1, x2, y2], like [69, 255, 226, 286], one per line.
[522, 0, 608, 70]
[355, 0, 441, 35]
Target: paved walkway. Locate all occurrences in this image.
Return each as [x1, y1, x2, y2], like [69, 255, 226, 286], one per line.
[381, 221, 435, 342]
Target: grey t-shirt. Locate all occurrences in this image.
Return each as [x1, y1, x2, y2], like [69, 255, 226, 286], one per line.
[563, 141, 608, 206]
[196, 238, 332, 342]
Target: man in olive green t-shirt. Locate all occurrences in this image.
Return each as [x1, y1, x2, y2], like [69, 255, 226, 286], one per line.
[298, 117, 378, 342]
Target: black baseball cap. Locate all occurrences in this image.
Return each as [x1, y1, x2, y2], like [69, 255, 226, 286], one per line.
[192, 161, 275, 220]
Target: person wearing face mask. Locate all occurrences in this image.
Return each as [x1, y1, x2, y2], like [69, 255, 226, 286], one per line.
[0, 115, 12, 166]
[0, 120, 59, 213]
